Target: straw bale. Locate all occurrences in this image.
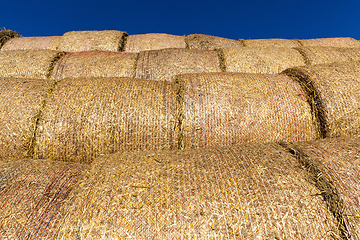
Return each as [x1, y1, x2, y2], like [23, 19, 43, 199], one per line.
[176, 72, 317, 149]
[0, 29, 21, 49]
[57, 30, 127, 52]
[125, 33, 186, 52]
[243, 38, 302, 48]
[34, 77, 178, 163]
[222, 46, 306, 74]
[282, 61, 360, 139]
[186, 34, 244, 50]
[0, 78, 50, 159]
[1, 36, 61, 51]
[135, 48, 221, 81]
[57, 142, 340, 239]
[0, 50, 64, 79]
[0, 158, 87, 239]
[299, 37, 360, 48]
[50, 51, 138, 80]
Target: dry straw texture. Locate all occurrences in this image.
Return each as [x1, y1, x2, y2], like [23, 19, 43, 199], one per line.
[0, 50, 64, 79]
[34, 77, 178, 163]
[135, 48, 221, 81]
[0, 78, 50, 159]
[0, 158, 87, 239]
[222, 47, 306, 74]
[283, 61, 360, 139]
[186, 34, 244, 50]
[50, 51, 138, 80]
[0, 29, 21, 49]
[125, 33, 186, 52]
[299, 37, 360, 48]
[243, 38, 302, 48]
[176, 72, 317, 149]
[57, 142, 339, 239]
[57, 30, 127, 52]
[1, 36, 61, 51]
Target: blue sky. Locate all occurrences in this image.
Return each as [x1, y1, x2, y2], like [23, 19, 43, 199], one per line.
[2, 0, 360, 40]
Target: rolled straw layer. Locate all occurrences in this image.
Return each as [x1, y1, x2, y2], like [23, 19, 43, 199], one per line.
[0, 50, 64, 79]
[1, 36, 61, 51]
[34, 77, 178, 163]
[177, 72, 317, 149]
[50, 51, 138, 80]
[186, 34, 243, 50]
[243, 38, 302, 48]
[0, 29, 21, 49]
[135, 48, 221, 81]
[57, 30, 127, 52]
[222, 47, 306, 74]
[299, 37, 360, 48]
[125, 33, 186, 52]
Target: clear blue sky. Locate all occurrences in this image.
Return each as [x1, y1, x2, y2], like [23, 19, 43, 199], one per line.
[2, 0, 360, 40]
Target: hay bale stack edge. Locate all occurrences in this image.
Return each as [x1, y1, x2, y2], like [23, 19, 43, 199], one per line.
[125, 33, 186, 52]
[0, 29, 21, 49]
[1, 36, 62, 51]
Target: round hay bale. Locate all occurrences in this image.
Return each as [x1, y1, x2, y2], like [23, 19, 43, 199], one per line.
[125, 33, 186, 52]
[0, 28, 21, 49]
[50, 51, 138, 80]
[57, 143, 340, 238]
[57, 30, 128, 52]
[0, 78, 50, 159]
[176, 72, 317, 149]
[222, 46, 306, 74]
[299, 37, 360, 48]
[0, 50, 64, 79]
[34, 77, 178, 163]
[1, 36, 61, 51]
[186, 34, 244, 50]
[0, 158, 87, 239]
[135, 48, 221, 81]
[242, 38, 302, 48]
[282, 61, 360, 139]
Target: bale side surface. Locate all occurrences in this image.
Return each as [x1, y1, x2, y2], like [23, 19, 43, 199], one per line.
[34, 77, 178, 163]
[1, 36, 61, 51]
[57, 30, 127, 52]
[135, 48, 221, 81]
[0, 29, 21, 49]
[300, 37, 360, 48]
[243, 38, 302, 48]
[177, 72, 317, 149]
[50, 51, 138, 80]
[125, 33, 186, 52]
[222, 47, 306, 74]
[186, 34, 244, 50]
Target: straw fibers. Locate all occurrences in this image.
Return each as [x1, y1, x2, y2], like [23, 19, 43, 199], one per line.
[57, 30, 127, 52]
[50, 51, 138, 80]
[299, 37, 360, 48]
[135, 48, 221, 81]
[125, 33, 186, 52]
[0, 158, 87, 239]
[222, 46, 306, 74]
[34, 77, 178, 163]
[1, 36, 61, 51]
[0, 50, 64, 79]
[242, 38, 302, 48]
[282, 61, 360, 139]
[176, 72, 317, 149]
[0, 29, 20, 49]
[186, 34, 244, 50]
[56, 142, 340, 239]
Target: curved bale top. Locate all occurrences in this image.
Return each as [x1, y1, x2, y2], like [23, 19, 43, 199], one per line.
[33, 77, 178, 163]
[125, 33, 186, 52]
[176, 72, 317, 149]
[0, 29, 21, 49]
[1, 36, 61, 51]
[222, 46, 306, 74]
[0, 158, 87, 239]
[135, 48, 221, 81]
[299, 37, 360, 48]
[57, 30, 127, 52]
[0, 50, 64, 79]
[242, 38, 302, 48]
[186, 34, 244, 50]
[282, 61, 360, 139]
[56, 142, 340, 239]
[50, 51, 138, 80]
[0, 78, 50, 159]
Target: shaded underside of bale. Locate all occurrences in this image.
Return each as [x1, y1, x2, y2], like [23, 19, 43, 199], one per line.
[0, 158, 87, 239]
[34, 77, 178, 163]
[299, 37, 360, 48]
[0, 78, 51, 159]
[135, 48, 221, 81]
[57, 30, 128, 52]
[56, 142, 339, 239]
[50, 51, 138, 80]
[0, 29, 21, 49]
[1, 36, 61, 51]
[242, 38, 302, 48]
[176, 72, 317, 149]
[0, 50, 65, 79]
[186, 34, 244, 50]
[282, 61, 360, 139]
[125, 33, 186, 52]
[222, 46, 306, 74]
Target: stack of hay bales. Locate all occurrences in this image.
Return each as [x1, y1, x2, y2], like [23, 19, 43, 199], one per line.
[125, 33, 186, 52]
[0, 29, 21, 49]
[299, 37, 360, 48]
[242, 38, 302, 48]
[1, 36, 61, 51]
[186, 34, 244, 50]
